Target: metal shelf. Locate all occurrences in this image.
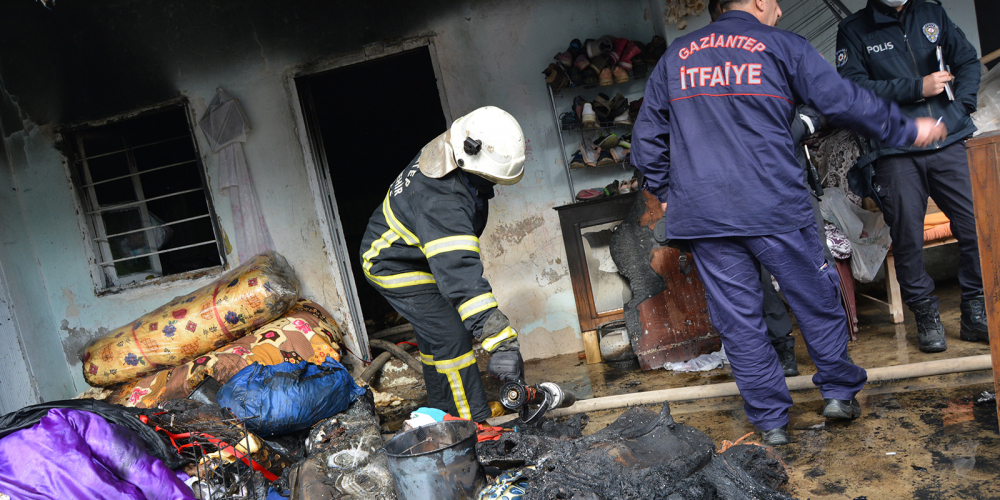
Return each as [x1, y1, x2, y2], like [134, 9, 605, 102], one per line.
[561, 121, 633, 133]
[549, 72, 649, 96]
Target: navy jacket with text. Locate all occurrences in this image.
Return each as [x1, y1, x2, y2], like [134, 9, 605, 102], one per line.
[632, 10, 917, 239]
[836, 0, 980, 156]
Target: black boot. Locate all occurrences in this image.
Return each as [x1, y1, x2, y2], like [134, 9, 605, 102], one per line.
[960, 295, 989, 343]
[822, 398, 862, 419]
[761, 425, 790, 446]
[912, 298, 947, 353]
[775, 345, 799, 377]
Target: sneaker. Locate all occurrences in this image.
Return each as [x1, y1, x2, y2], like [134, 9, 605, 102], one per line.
[618, 132, 632, 148]
[566, 39, 583, 59]
[573, 96, 586, 121]
[596, 150, 615, 166]
[592, 93, 613, 123]
[574, 54, 591, 70]
[613, 109, 633, 126]
[598, 67, 613, 86]
[581, 104, 598, 128]
[560, 112, 578, 129]
[960, 295, 989, 342]
[611, 37, 628, 64]
[776, 346, 799, 377]
[619, 40, 643, 70]
[608, 93, 629, 120]
[604, 180, 620, 196]
[613, 66, 629, 84]
[618, 177, 632, 194]
[822, 398, 862, 420]
[543, 64, 568, 92]
[594, 133, 619, 150]
[581, 66, 599, 86]
[609, 146, 629, 163]
[912, 298, 947, 353]
[761, 425, 790, 446]
[569, 151, 587, 169]
[585, 35, 614, 59]
[579, 141, 598, 166]
[567, 67, 582, 87]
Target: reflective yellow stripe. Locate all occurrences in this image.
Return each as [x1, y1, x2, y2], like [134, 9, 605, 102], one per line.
[426, 351, 478, 420]
[458, 292, 498, 321]
[383, 193, 419, 246]
[363, 268, 436, 289]
[362, 229, 399, 272]
[423, 235, 480, 258]
[482, 326, 517, 352]
[420, 352, 434, 365]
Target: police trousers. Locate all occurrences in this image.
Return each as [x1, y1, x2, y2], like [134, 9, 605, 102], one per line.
[380, 291, 491, 422]
[875, 141, 983, 308]
[690, 223, 868, 430]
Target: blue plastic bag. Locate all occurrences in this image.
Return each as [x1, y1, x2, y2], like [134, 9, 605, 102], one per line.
[217, 356, 365, 436]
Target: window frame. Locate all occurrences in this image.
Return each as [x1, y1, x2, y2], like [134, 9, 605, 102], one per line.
[64, 99, 228, 294]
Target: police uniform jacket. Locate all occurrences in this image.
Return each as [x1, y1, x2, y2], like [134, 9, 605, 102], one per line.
[836, 0, 980, 156]
[360, 155, 513, 348]
[632, 10, 917, 240]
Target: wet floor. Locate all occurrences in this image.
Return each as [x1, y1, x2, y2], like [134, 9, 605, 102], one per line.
[379, 279, 1000, 498]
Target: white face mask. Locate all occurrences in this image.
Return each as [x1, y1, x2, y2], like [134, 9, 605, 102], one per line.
[880, 0, 908, 7]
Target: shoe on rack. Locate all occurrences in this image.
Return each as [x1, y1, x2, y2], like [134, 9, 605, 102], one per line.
[560, 112, 578, 129]
[608, 93, 629, 120]
[586, 35, 614, 59]
[618, 132, 632, 148]
[590, 54, 609, 73]
[775, 346, 799, 377]
[573, 96, 586, 121]
[581, 66, 599, 86]
[598, 68, 613, 87]
[594, 133, 619, 150]
[619, 40, 643, 70]
[581, 103, 598, 128]
[574, 53, 591, 70]
[566, 38, 583, 59]
[761, 425, 790, 446]
[643, 35, 667, 66]
[629, 98, 644, 123]
[960, 294, 989, 342]
[618, 176, 632, 194]
[567, 67, 582, 87]
[822, 398, 862, 420]
[543, 64, 568, 92]
[631, 60, 648, 79]
[613, 66, 629, 84]
[576, 188, 605, 201]
[579, 141, 599, 166]
[596, 149, 616, 166]
[591, 93, 613, 122]
[613, 109, 633, 126]
[912, 298, 947, 353]
[611, 37, 629, 64]
[555, 51, 573, 67]
[609, 146, 629, 163]
[604, 179, 620, 196]
[569, 151, 587, 169]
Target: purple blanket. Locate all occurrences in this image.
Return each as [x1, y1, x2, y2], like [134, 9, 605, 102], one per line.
[0, 408, 194, 500]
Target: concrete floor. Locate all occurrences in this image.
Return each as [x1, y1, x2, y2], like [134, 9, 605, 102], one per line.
[378, 278, 999, 499]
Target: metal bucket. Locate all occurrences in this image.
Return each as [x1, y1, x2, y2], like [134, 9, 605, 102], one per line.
[383, 420, 483, 500]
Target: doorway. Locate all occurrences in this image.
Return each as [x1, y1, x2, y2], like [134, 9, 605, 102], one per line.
[297, 46, 448, 333]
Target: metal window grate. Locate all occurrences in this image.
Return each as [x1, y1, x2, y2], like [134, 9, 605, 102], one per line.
[70, 105, 225, 289]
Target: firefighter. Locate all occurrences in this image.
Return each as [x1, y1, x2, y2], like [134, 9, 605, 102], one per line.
[632, 0, 945, 445]
[836, 0, 986, 353]
[360, 106, 526, 423]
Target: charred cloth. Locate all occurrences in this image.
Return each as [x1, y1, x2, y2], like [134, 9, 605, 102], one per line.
[477, 402, 793, 500]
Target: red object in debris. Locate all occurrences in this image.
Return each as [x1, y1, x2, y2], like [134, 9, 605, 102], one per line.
[442, 414, 505, 442]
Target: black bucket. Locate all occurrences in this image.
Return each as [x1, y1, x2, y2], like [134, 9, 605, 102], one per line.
[383, 420, 483, 500]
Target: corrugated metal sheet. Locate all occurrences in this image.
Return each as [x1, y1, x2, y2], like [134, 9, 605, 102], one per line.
[777, 0, 850, 64]
[0, 262, 38, 413]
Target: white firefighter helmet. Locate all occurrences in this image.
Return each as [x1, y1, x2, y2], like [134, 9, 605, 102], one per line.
[448, 106, 526, 185]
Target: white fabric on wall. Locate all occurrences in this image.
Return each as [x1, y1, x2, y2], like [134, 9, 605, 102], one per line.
[200, 88, 273, 263]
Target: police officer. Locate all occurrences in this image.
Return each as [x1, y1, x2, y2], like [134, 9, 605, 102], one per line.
[633, 0, 945, 445]
[360, 107, 526, 423]
[837, 0, 986, 353]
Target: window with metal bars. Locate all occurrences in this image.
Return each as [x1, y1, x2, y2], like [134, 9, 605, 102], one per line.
[69, 104, 225, 291]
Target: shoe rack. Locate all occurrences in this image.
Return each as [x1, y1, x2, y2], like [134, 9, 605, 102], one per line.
[546, 74, 648, 203]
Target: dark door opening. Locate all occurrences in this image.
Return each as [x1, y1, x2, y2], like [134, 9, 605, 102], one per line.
[297, 46, 448, 332]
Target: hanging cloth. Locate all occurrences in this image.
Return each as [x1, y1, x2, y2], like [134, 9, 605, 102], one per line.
[199, 87, 274, 263]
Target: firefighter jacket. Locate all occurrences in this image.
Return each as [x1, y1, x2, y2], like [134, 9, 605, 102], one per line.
[836, 0, 980, 156]
[360, 155, 515, 351]
[632, 10, 916, 240]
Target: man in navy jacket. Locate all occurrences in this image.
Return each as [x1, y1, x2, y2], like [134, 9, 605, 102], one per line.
[633, 0, 944, 445]
[837, 0, 985, 353]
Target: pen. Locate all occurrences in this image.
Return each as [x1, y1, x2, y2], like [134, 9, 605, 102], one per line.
[934, 117, 943, 128]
